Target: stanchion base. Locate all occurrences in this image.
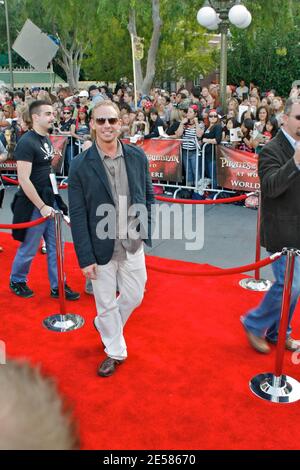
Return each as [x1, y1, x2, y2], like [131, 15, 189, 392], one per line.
[239, 278, 272, 291]
[43, 314, 85, 332]
[250, 373, 300, 403]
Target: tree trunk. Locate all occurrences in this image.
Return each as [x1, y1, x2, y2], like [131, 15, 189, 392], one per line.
[128, 0, 162, 96]
[56, 39, 82, 91]
[141, 0, 162, 95]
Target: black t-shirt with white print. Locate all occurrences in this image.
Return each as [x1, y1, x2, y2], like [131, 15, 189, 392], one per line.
[14, 130, 54, 190]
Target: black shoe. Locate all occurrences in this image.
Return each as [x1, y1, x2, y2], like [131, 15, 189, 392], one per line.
[97, 356, 125, 377]
[10, 281, 34, 298]
[50, 284, 80, 301]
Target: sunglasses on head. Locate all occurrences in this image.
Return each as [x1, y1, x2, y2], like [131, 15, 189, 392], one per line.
[95, 117, 119, 125]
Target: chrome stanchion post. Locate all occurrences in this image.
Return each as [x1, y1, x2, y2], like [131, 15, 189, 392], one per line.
[239, 191, 273, 291]
[43, 211, 84, 332]
[250, 248, 300, 403]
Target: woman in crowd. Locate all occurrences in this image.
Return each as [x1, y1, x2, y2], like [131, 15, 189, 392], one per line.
[201, 109, 223, 190]
[238, 118, 255, 153]
[144, 108, 165, 139]
[262, 116, 279, 142]
[131, 110, 149, 136]
[166, 108, 184, 138]
[119, 111, 132, 138]
[175, 105, 204, 186]
[222, 117, 240, 146]
[70, 106, 90, 154]
[270, 96, 284, 126]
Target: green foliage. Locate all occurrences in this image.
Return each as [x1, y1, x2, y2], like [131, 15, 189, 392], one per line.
[228, 0, 300, 95]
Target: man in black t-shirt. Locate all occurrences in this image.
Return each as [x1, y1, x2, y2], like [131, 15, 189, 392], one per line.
[9, 100, 80, 300]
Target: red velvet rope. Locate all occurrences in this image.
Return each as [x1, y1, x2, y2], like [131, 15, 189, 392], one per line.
[2, 176, 252, 205]
[0, 216, 48, 230]
[2, 175, 19, 185]
[155, 193, 249, 204]
[146, 253, 281, 277]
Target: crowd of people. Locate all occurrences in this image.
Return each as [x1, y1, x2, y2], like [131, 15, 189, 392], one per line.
[1, 80, 299, 186]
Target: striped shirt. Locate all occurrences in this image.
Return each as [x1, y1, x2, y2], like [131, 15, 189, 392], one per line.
[182, 126, 199, 150]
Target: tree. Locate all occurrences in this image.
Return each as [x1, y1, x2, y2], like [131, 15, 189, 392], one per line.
[21, 0, 101, 90]
[83, 0, 215, 92]
[227, 0, 300, 95]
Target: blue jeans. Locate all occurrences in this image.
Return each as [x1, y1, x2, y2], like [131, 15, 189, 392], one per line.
[243, 253, 300, 340]
[204, 147, 217, 189]
[10, 207, 62, 289]
[182, 148, 200, 186]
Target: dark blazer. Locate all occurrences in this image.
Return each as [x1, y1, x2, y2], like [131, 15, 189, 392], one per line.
[68, 141, 155, 268]
[259, 130, 300, 252]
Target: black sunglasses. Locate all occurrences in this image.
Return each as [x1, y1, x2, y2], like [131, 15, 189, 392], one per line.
[291, 115, 300, 120]
[209, 114, 218, 118]
[63, 111, 71, 114]
[95, 117, 119, 125]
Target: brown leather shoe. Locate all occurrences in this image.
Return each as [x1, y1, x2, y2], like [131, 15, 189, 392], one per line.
[241, 319, 270, 354]
[97, 357, 125, 377]
[285, 337, 300, 352]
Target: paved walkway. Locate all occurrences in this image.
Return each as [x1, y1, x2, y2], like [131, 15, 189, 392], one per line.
[0, 185, 273, 279]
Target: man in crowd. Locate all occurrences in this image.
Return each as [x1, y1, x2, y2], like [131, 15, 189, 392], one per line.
[241, 97, 300, 353]
[68, 100, 154, 377]
[235, 79, 249, 100]
[9, 100, 80, 300]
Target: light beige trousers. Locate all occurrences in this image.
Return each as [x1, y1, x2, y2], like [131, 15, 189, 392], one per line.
[92, 246, 147, 360]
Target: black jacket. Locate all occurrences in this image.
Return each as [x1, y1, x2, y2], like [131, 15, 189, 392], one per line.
[259, 130, 300, 252]
[68, 141, 155, 268]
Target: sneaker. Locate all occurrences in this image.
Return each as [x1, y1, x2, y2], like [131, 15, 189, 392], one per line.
[40, 245, 47, 254]
[50, 284, 80, 301]
[10, 281, 34, 298]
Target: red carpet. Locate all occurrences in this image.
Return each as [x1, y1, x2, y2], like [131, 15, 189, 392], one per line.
[1, 231, 300, 450]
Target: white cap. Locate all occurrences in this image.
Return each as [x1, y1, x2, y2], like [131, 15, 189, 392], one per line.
[78, 90, 89, 97]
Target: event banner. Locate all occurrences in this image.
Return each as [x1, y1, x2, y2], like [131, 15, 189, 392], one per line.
[49, 135, 68, 173]
[0, 160, 17, 172]
[122, 139, 182, 182]
[216, 146, 260, 191]
[0, 136, 68, 174]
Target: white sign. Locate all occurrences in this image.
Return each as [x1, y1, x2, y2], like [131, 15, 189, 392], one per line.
[12, 19, 59, 71]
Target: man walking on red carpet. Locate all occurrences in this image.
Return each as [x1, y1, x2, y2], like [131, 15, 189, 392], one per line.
[68, 100, 154, 377]
[241, 97, 300, 354]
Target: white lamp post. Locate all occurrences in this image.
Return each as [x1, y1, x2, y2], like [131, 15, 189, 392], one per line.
[197, 1, 252, 111]
[0, 0, 14, 89]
